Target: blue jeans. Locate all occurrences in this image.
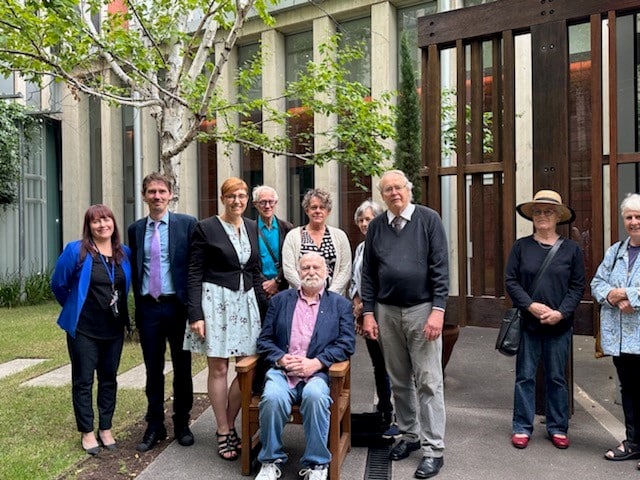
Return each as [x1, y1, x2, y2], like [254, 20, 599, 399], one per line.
[512, 328, 572, 436]
[257, 368, 331, 467]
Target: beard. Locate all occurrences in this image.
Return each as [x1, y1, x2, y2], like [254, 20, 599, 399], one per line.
[301, 275, 324, 290]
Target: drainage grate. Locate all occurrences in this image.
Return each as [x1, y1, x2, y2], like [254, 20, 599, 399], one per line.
[364, 446, 392, 480]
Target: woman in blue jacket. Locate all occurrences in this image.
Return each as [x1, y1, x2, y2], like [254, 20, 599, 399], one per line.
[51, 204, 131, 455]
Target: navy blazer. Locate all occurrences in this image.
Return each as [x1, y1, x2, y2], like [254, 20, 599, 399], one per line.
[127, 212, 197, 308]
[257, 288, 355, 384]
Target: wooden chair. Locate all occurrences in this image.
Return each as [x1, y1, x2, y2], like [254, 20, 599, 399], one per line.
[235, 355, 351, 479]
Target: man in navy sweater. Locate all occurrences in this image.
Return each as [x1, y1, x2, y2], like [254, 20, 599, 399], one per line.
[361, 170, 449, 479]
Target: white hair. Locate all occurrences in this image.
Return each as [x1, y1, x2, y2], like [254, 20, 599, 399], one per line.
[252, 185, 279, 203]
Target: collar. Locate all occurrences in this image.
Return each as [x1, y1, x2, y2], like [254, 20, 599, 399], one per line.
[386, 203, 415, 224]
[147, 211, 170, 227]
[257, 216, 277, 230]
[297, 286, 325, 305]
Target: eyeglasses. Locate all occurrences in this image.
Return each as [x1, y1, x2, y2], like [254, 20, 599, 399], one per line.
[257, 200, 277, 207]
[532, 208, 556, 217]
[382, 184, 407, 194]
[224, 193, 248, 201]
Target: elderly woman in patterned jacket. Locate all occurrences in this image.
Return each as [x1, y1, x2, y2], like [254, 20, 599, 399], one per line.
[592, 193, 640, 469]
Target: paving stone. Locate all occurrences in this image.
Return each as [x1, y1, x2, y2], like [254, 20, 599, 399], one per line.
[118, 361, 172, 389]
[0, 358, 47, 381]
[21, 363, 71, 387]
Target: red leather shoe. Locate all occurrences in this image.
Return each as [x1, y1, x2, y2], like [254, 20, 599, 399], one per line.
[551, 434, 570, 449]
[511, 434, 529, 449]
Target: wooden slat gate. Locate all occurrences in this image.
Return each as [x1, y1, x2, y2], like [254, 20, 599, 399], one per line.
[418, 0, 640, 334]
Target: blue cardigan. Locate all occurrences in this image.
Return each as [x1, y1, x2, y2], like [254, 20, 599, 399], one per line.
[51, 240, 132, 337]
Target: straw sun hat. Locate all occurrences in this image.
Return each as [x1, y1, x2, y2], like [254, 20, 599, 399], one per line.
[516, 190, 576, 225]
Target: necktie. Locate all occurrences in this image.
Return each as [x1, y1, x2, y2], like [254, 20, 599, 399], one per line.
[149, 221, 162, 299]
[392, 216, 403, 232]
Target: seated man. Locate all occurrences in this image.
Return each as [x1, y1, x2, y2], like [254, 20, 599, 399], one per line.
[254, 252, 355, 480]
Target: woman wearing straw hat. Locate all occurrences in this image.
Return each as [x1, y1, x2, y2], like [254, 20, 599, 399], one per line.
[505, 190, 585, 450]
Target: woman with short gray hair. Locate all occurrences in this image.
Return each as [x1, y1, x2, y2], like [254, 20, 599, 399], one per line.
[349, 199, 393, 427]
[281, 188, 351, 295]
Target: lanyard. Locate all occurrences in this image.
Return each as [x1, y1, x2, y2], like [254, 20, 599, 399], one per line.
[97, 252, 116, 290]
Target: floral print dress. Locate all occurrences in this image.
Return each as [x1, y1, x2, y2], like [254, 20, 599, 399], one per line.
[183, 218, 261, 358]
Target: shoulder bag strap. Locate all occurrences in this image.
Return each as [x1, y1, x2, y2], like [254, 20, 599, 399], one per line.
[528, 238, 564, 297]
[257, 226, 280, 268]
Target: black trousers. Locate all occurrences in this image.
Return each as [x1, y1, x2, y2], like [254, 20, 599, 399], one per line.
[67, 332, 124, 433]
[613, 353, 640, 446]
[137, 295, 193, 431]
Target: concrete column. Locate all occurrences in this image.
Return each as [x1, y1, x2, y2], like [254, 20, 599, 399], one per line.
[312, 16, 340, 227]
[261, 29, 289, 220]
[60, 87, 91, 244]
[371, 1, 398, 206]
[216, 42, 241, 212]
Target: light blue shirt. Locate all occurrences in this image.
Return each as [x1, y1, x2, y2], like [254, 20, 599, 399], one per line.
[142, 212, 175, 296]
[257, 216, 280, 280]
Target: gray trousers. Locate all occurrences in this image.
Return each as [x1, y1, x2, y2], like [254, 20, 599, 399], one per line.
[376, 302, 445, 456]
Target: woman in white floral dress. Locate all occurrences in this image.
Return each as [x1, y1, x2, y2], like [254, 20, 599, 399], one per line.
[185, 177, 266, 461]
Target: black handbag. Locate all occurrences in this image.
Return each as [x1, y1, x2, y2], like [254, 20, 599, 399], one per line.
[495, 307, 523, 356]
[496, 239, 563, 356]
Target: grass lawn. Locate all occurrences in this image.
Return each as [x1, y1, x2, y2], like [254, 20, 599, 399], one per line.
[0, 302, 204, 480]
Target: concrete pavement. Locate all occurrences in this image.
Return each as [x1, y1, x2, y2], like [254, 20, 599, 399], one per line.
[135, 326, 634, 479]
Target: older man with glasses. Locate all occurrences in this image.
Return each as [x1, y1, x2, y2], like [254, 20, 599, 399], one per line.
[361, 169, 449, 479]
[252, 185, 294, 298]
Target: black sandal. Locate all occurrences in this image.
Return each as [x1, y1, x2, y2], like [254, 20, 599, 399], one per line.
[604, 440, 640, 461]
[216, 431, 239, 461]
[229, 427, 241, 451]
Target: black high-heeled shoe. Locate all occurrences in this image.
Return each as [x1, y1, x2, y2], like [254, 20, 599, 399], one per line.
[81, 435, 100, 455]
[98, 431, 117, 451]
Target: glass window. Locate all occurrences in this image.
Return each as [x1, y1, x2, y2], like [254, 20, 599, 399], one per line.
[0, 73, 14, 96]
[338, 17, 373, 242]
[198, 137, 218, 218]
[25, 80, 41, 109]
[397, 1, 437, 81]
[286, 31, 314, 225]
[122, 105, 135, 231]
[339, 17, 371, 88]
[464, 0, 497, 6]
[238, 43, 263, 219]
[89, 96, 102, 204]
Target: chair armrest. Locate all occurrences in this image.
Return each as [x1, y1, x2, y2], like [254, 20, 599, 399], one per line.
[328, 360, 349, 378]
[236, 354, 260, 374]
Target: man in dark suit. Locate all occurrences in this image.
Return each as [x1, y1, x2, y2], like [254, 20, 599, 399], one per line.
[253, 253, 355, 480]
[252, 185, 294, 299]
[128, 172, 197, 452]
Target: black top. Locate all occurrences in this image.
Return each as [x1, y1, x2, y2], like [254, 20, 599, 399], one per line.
[77, 255, 127, 340]
[361, 204, 449, 312]
[505, 235, 585, 335]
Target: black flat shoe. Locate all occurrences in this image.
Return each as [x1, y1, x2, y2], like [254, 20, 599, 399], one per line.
[137, 427, 167, 453]
[390, 439, 421, 461]
[175, 426, 195, 447]
[414, 456, 444, 479]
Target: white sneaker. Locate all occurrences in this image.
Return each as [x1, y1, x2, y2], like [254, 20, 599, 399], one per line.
[255, 463, 282, 480]
[298, 465, 328, 480]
